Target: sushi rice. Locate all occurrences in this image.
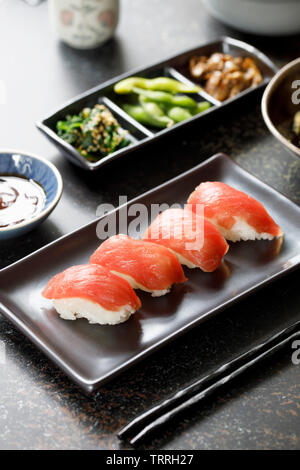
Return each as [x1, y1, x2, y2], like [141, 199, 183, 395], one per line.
[53, 298, 136, 325]
[110, 270, 170, 297]
[207, 216, 278, 242]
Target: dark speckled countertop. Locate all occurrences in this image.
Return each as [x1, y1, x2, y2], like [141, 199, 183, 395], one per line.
[0, 0, 300, 450]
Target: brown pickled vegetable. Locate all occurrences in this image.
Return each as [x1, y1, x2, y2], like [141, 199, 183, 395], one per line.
[189, 52, 263, 101]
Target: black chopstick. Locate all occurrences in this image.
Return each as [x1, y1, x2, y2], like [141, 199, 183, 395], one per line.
[118, 319, 300, 445]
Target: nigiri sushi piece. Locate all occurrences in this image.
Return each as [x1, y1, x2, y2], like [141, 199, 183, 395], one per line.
[42, 264, 141, 325]
[90, 234, 187, 297]
[187, 182, 283, 242]
[142, 208, 229, 272]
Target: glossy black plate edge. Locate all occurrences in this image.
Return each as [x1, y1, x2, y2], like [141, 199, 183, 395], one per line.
[0, 153, 299, 393]
[36, 36, 278, 171]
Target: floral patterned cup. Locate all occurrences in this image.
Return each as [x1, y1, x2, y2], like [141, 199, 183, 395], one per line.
[49, 0, 119, 49]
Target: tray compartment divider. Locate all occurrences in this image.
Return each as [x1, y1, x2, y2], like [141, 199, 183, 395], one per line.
[167, 67, 221, 107]
[102, 97, 154, 139]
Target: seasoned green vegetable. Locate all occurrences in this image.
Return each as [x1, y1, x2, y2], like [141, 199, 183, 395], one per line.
[57, 104, 130, 161]
[56, 115, 83, 146]
[114, 76, 201, 94]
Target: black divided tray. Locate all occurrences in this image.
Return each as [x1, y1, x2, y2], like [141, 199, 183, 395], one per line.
[37, 37, 277, 171]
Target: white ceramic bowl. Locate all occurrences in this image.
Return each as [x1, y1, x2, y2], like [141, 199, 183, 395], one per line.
[203, 0, 300, 36]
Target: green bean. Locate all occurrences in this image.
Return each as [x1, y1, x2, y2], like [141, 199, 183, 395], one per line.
[122, 104, 173, 128]
[139, 97, 174, 127]
[114, 76, 200, 94]
[167, 106, 193, 123]
[192, 101, 211, 114]
[139, 99, 165, 118]
[122, 104, 150, 124]
[166, 100, 210, 123]
[133, 87, 198, 109]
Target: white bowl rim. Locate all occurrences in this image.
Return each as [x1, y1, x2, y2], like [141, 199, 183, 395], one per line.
[0, 149, 63, 232]
[261, 57, 300, 158]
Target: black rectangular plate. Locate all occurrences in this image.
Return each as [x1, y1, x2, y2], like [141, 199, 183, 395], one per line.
[1, 153, 299, 392]
[36, 37, 277, 171]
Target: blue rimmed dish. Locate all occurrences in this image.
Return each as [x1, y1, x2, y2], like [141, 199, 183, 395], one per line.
[0, 150, 63, 240]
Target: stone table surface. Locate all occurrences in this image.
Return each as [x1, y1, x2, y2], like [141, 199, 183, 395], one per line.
[0, 0, 300, 450]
